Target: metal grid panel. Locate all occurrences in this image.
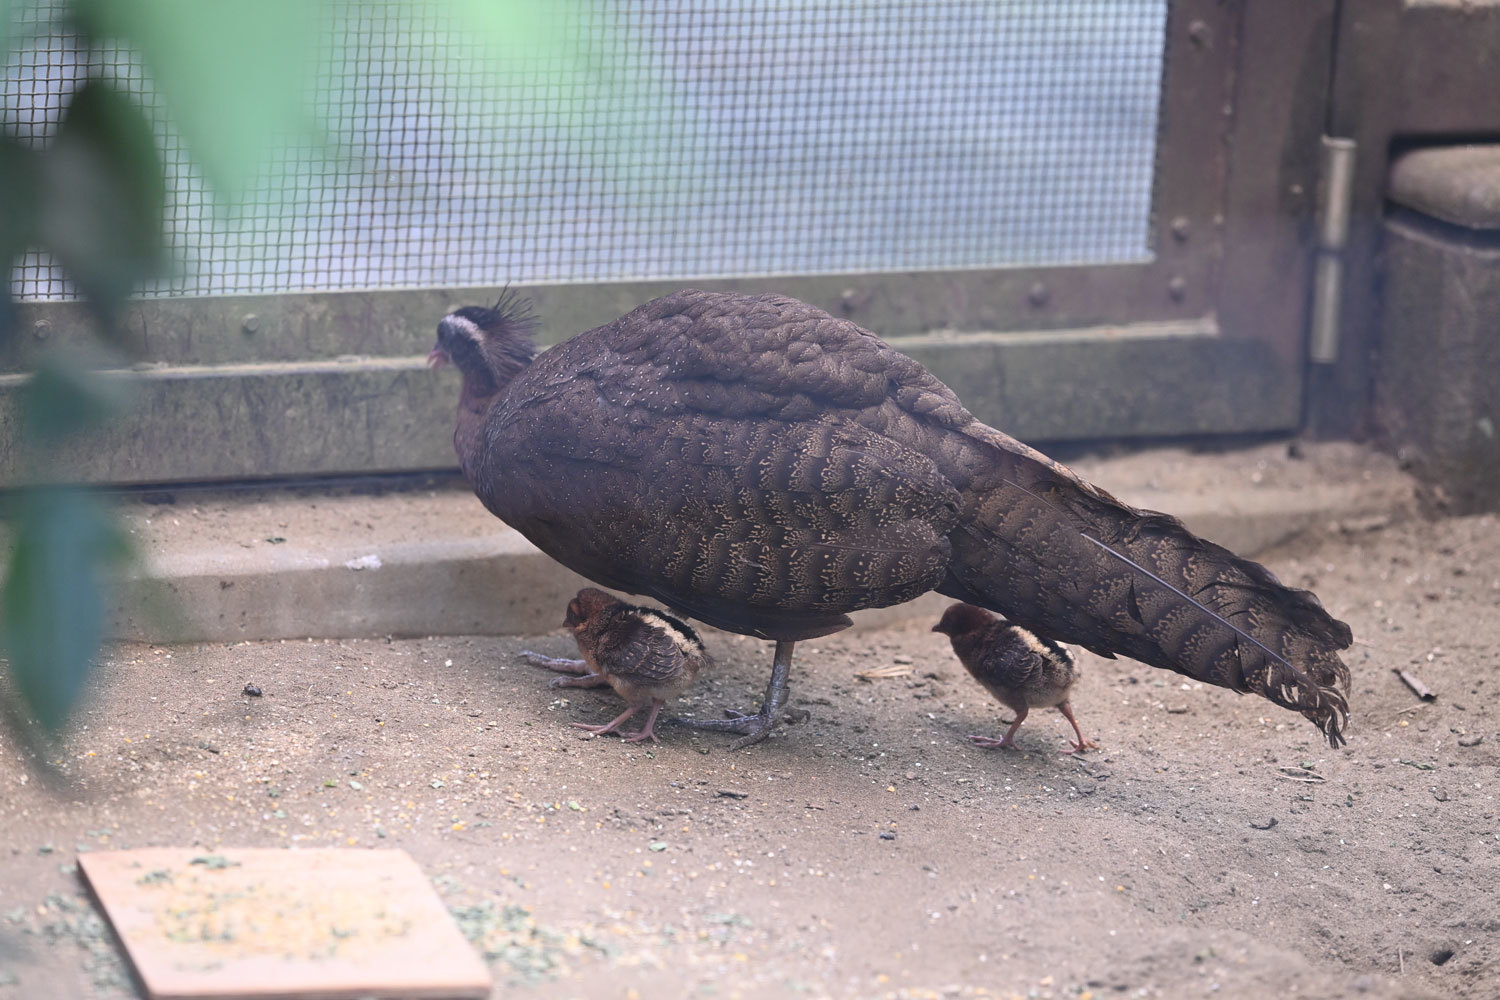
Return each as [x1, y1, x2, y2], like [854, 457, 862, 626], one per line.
[5, 1, 1167, 301]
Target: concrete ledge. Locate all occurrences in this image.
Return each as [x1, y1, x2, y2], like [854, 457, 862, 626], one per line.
[106, 441, 1418, 643]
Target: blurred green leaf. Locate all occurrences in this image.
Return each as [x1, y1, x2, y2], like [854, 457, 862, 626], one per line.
[37, 79, 165, 322]
[2, 487, 127, 733]
[74, 0, 315, 198]
[0, 135, 41, 254]
[0, 134, 37, 347]
[19, 356, 129, 447]
[3, 357, 130, 734]
[450, 0, 577, 65]
[450, 0, 671, 187]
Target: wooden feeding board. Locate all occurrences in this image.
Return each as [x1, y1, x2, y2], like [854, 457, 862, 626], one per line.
[77, 847, 491, 1000]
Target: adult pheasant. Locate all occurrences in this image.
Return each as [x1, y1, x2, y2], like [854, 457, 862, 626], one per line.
[431, 289, 1352, 749]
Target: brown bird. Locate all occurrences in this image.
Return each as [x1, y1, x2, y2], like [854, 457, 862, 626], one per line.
[933, 602, 1097, 754]
[519, 587, 709, 743]
[433, 289, 1352, 749]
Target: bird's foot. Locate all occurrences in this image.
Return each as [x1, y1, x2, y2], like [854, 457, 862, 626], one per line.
[1061, 738, 1101, 755]
[619, 702, 666, 744]
[670, 708, 759, 732]
[521, 651, 608, 688]
[549, 673, 609, 690]
[967, 734, 1017, 751]
[572, 721, 621, 736]
[519, 650, 590, 674]
[670, 639, 796, 751]
[669, 708, 778, 750]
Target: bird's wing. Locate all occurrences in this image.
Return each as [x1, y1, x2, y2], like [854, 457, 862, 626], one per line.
[594, 611, 694, 687]
[484, 291, 964, 639]
[973, 634, 1049, 691]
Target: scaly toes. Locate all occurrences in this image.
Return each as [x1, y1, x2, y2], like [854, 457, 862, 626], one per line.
[571, 722, 612, 735]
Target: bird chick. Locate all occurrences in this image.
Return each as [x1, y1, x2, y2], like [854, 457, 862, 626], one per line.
[520, 588, 709, 743]
[933, 603, 1098, 754]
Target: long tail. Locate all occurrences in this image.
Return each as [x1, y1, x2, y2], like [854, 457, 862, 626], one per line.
[940, 432, 1353, 747]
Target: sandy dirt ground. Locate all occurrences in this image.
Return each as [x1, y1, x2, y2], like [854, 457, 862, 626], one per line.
[1, 511, 1497, 1000]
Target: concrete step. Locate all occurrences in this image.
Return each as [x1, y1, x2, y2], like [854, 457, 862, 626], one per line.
[108, 441, 1418, 643]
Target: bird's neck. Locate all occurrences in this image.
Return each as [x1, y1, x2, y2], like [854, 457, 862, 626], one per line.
[453, 373, 500, 481]
[950, 630, 987, 665]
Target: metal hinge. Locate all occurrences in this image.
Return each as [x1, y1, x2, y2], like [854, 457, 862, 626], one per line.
[1308, 136, 1357, 364]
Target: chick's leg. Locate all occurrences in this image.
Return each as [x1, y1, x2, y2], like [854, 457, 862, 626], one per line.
[671, 640, 794, 750]
[519, 650, 609, 689]
[1057, 700, 1099, 754]
[573, 704, 640, 737]
[620, 700, 666, 744]
[969, 706, 1027, 750]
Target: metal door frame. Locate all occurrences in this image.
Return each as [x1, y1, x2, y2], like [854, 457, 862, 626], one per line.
[2, 0, 1341, 485]
[1307, 0, 1500, 436]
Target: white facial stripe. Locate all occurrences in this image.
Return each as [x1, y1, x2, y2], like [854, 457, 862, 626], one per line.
[444, 314, 484, 343]
[638, 610, 700, 654]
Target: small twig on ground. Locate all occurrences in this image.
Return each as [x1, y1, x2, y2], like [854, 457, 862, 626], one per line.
[1398, 947, 1405, 974]
[854, 664, 915, 681]
[1394, 668, 1436, 702]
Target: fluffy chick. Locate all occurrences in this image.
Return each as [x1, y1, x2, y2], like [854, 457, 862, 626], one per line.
[932, 602, 1098, 754]
[520, 588, 709, 743]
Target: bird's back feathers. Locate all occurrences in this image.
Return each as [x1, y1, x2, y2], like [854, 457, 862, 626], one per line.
[480, 291, 962, 639]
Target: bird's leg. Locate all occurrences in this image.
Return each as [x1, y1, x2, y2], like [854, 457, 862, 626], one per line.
[728, 639, 795, 750]
[1056, 701, 1099, 755]
[969, 706, 1027, 750]
[519, 650, 609, 688]
[548, 673, 610, 690]
[670, 640, 795, 750]
[620, 700, 666, 744]
[519, 650, 588, 672]
[572, 704, 640, 737]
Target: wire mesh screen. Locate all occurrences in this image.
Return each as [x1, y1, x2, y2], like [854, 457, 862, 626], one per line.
[5, 1, 1168, 301]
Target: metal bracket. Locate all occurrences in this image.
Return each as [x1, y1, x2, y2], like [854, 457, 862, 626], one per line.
[1309, 136, 1357, 364]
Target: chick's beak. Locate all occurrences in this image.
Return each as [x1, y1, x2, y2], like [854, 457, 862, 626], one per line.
[426, 348, 449, 369]
[930, 623, 943, 633]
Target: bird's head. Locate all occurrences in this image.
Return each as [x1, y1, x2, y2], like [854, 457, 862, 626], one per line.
[564, 588, 619, 630]
[931, 603, 997, 638]
[431, 290, 539, 398]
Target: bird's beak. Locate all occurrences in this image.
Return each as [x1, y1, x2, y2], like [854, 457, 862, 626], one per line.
[426, 348, 449, 369]
[930, 623, 942, 633]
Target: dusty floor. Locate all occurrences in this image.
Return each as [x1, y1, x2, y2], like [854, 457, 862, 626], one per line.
[1, 512, 1497, 1000]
